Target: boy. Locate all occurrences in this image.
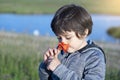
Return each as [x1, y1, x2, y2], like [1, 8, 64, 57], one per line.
[39, 4, 106, 80]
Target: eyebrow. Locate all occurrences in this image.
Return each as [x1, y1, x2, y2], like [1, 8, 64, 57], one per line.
[60, 34, 73, 37]
[57, 31, 74, 37]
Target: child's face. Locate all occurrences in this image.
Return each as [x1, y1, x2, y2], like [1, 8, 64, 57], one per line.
[57, 31, 87, 53]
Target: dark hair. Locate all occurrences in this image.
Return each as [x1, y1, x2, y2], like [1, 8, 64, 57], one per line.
[51, 4, 93, 37]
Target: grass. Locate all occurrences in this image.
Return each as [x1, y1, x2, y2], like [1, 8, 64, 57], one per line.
[106, 69, 120, 80]
[0, 0, 120, 15]
[0, 31, 120, 80]
[0, 31, 57, 80]
[1, 0, 120, 79]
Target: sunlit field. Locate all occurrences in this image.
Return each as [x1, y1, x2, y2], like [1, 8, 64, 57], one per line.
[0, 31, 120, 80]
[0, 0, 120, 15]
[0, 31, 57, 79]
[0, 0, 120, 79]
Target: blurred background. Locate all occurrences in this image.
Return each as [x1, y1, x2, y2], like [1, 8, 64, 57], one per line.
[0, 0, 120, 80]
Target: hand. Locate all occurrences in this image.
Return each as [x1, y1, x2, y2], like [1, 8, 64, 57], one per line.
[47, 55, 61, 71]
[44, 48, 55, 62]
[43, 48, 61, 71]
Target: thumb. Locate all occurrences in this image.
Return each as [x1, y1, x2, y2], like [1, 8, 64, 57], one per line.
[54, 48, 60, 58]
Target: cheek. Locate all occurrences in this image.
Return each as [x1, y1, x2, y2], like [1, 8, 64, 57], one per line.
[67, 44, 78, 53]
[69, 41, 78, 49]
[69, 39, 82, 49]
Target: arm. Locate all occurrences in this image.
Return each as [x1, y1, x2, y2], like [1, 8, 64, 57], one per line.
[53, 50, 106, 80]
[39, 62, 51, 80]
[83, 50, 106, 80]
[53, 64, 82, 80]
[39, 48, 60, 80]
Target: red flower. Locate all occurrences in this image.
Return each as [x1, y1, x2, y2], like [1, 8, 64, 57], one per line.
[57, 42, 69, 53]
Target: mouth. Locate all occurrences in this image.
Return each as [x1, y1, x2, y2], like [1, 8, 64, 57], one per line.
[57, 42, 69, 53]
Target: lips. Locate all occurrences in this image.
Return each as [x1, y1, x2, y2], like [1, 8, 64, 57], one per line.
[57, 42, 69, 53]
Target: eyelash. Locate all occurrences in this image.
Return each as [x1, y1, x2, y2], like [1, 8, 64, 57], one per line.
[57, 36, 72, 41]
[66, 37, 71, 40]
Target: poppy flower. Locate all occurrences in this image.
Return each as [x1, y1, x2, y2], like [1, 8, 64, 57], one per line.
[57, 42, 69, 53]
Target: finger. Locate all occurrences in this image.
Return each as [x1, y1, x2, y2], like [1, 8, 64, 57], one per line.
[44, 51, 49, 61]
[54, 48, 60, 57]
[49, 48, 54, 56]
[53, 48, 57, 55]
[44, 48, 51, 61]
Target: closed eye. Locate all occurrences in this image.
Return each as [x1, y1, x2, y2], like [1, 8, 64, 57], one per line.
[66, 37, 72, 40]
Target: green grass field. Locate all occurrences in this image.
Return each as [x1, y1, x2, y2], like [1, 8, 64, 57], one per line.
[0, 0, 120, 79]
[0, 31, 120, 80]
[0, 31, 57, 79]
[0, 0, 120, 15]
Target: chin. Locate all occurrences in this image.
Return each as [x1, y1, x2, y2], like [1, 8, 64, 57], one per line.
[67, 49, 75, 53]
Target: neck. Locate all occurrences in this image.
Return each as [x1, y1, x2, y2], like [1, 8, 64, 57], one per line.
[78, 39, 87, 50]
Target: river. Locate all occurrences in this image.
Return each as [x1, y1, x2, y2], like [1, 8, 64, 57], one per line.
[0, 14, 120, 42]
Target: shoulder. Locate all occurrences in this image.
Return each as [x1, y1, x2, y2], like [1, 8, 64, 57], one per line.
[81, 41, 106, 79]
[79, 40, 106, 63]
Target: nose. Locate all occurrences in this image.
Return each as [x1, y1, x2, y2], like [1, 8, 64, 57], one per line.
[59, 37, 67, 44]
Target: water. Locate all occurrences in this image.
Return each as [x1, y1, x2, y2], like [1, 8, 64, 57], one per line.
[0, 14, 120, 42]
[0, 14, 54, 36]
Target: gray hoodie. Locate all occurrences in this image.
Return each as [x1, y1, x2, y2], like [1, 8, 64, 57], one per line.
[39, 40, 106, 80]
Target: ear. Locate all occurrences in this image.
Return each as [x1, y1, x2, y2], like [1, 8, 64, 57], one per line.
[76, 32, 81, 38]
[76, 29, 89, 38]
[84, 29, 89, 37]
